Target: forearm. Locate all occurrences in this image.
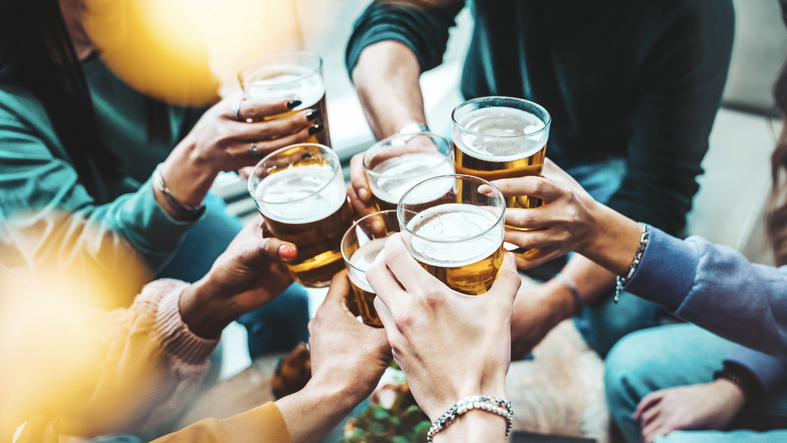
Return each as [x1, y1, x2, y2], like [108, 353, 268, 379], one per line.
[352, 41, 427, 139]
[275, 380, 361, 443]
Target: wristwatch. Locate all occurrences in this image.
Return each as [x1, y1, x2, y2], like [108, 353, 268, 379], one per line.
[398, 122, 430, 134]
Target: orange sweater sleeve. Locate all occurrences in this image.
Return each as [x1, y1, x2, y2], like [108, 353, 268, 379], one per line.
[152, 402, 292, 443]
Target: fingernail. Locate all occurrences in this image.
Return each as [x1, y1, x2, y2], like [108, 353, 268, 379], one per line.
[308, 124, 324, 135]
[306, 109, 321, 121]
[49, 421, 61, 434]
[358, 188, 369, 201]
[279, 244, 297, 259]
[287, 99, 302, 109]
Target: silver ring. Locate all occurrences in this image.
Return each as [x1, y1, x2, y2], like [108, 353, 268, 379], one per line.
[231, 100, 244, 121]
[248, 142, 261, 157]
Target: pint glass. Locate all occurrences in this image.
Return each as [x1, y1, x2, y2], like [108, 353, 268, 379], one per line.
[452, 97, 551, 209]
[341, 210, 400, 328]
[248, 144, 352, 288]
[398, 175, 505, 295]
[363, 132, 454, 212]
[239, 52, 331, 147]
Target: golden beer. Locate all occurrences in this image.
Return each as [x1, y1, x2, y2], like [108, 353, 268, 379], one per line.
[364, 132, 454, 212]
[240, 53, 331, 147]
[406, 203, 505, 295]
[249, 144, 351, 288]
[341, 210, 400, 327]
[452, 99, 551, 210]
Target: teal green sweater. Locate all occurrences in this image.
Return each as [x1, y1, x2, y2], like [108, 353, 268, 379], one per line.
[0, 56, 207, 270]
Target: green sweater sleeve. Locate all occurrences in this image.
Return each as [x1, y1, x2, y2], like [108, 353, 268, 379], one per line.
[0, 110, 201, 271]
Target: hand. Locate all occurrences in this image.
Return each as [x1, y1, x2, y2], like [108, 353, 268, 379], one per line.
[509, 280, 574, 360]
[179, 214, 296, 338]
[634, 379, 746, 443]
[307, 271, 392, 406]
[481, 158, 641, 275]
[159, 94, 321, 208]
[367, 233, 521, 420]
[275, 271, 391, 443]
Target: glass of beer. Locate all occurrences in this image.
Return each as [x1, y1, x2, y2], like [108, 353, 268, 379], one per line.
[239, 52, 331, 147]
[397, 174, 506, 295]
[363, 132, 455, 212]
[248, 144, 353, 288]
[452, 96, 550, 210]
[341, 210, 400, 328]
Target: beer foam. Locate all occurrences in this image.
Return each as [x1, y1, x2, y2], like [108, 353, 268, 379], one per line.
[371, 153, 455, 206]
[408, 204, 503, 267]
[348, 237, 386, 293]
[245, 64, 325, 110]
[254, 166, 346, 224]
[454, 106, 547, 162]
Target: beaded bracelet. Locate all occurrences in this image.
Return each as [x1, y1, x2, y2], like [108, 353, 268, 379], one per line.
[427, 395, 513, 442]
[614, 223, 649, 304]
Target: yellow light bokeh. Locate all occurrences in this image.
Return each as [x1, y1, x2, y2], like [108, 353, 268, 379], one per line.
[83, 0, 306, 107]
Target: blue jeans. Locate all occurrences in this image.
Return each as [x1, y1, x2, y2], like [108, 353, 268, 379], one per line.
[606, 324, 787, 443]
[563, 159, 664, 356]
[157, 193, 309, 358]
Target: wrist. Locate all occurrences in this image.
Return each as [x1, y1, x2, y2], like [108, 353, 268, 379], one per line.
[539, 279, 579, 323]
[579, 201, 643, 276]
[179, 278, 239, 339]
[433, 402, 509, 443]
[164, 138, 218, 205]
[428, 379, 507, 421]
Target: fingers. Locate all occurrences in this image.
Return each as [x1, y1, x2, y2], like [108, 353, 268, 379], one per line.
[503, 227, 567, 252]
[350, 153, 372, 203]
[380, 233, 439, 294]
[489, 253, 521, 305]
[322, 270, 353, 313]
[366, 243, 407, 311]
[226, 97, 300, 121]
[239, 237, 298, 270]
[641, 417, 665, 443]
[511, 245, 565, 270]
[486, 176, 567, 202]
[634, 391, 665, 420]
[504, 208, 553, 231]
[347, 184, 378, 219]
[238, 109, 318, 142]
[373, 295, 395, 330]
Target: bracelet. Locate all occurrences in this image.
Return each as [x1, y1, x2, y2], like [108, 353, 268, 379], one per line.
[398, 122, 430, 134]
[553, 273, 584, 315]
[614, 223, 649, 304]
[152, 164, 205, 217]
[427, 395, 513, 443]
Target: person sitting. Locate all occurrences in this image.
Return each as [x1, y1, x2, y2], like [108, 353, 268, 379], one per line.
[0, 0, 320, 358]
[478, 30, 787, 440]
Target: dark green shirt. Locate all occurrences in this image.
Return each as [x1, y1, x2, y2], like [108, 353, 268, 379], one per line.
[0, 56, 205, 269]
[347, 0, 734, 235]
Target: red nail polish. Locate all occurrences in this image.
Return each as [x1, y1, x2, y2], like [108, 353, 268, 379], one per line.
[279, 244, 297, 259]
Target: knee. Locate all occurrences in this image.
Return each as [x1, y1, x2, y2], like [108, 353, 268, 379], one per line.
[604, 330, 662, 415]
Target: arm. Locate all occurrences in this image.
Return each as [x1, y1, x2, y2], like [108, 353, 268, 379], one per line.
[345, 0, 463, 214]
[624, 228, 787, 357]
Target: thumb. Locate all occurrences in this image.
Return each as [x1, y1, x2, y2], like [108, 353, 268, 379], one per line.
[490, 253, 521, 305]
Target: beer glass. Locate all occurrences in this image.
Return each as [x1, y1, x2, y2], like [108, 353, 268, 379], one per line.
[248, 144, 352, 288]
[239, 52, 331, 147]
[363, 132, 454, 211]
[341, 210, 400, 328]
[452, 96, 551, 209]
[398, 174, 506, 295]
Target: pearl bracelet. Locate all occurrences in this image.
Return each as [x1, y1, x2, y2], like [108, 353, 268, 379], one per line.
[427, 395, 513, 442]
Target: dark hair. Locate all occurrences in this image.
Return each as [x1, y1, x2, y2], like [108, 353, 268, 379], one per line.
[0, 0, 124, 201]
[767, 61, 787, 266]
